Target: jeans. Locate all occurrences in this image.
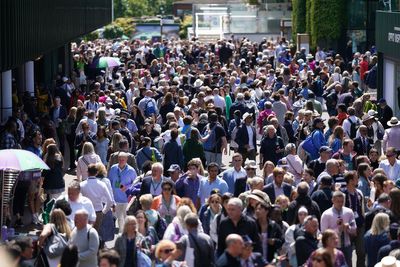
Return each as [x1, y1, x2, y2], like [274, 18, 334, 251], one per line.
[354, 225, 366, 267]
[204, 151, 222, 167]
[115, 203, 128, 233]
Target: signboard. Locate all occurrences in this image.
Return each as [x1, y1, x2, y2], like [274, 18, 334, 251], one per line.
[376, 11, 400, 59]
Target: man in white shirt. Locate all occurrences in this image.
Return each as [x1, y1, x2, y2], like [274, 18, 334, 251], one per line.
[76, 110, 97, 135]
[379, 147, 400, 181]
[342, 107, 361, 138]
[61, 181, 96, 227]
[84, 93, 99, 113]
[80, 164, 114, 232]
[213, 88, 226, 110]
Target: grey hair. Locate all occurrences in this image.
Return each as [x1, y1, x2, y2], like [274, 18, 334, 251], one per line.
[326, 159, 338, 169]
[68, 180, 81, 191]
[285, 143, 297, 155]
[227, 197, 243, 210]
[225, 234, 243, 247]
[177, 205, 192, 223]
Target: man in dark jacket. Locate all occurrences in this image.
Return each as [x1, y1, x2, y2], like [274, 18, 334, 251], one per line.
[216, 234, 243, 267]
[240, 235, 269, 267]
[287, 182, 321, 225]
[177, 213, 215, 267]
[217, 198, 261, 257]
[295, 216, 319, 266]
[365, 193, 394, 230]
[235, 112, 257, 164]
[378, 98, 394, 129]
[263, 167, 292, 204]
[311, 175, 333, 214]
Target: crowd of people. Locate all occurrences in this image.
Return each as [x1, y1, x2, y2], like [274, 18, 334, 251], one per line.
[0, 35, 398, 267]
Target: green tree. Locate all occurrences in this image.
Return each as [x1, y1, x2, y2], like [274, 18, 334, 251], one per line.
[114, 0, 128, 18]
[114, 18, 135, 36]
[103, 24, 125, 39]
[126, 0, 150, 17]
[291, 0, 307, 40]
[179, 15, 192, 39]
[309, 0, 346, 48]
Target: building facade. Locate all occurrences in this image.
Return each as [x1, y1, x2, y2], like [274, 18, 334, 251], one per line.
[0, 0, 112, 122]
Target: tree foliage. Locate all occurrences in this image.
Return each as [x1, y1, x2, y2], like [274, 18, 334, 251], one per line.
[114, 18, 135, 36]
[309, 0, 346, 48]
[103, 25, 125, 39]
[179, 15, 192, 39]
[116, 0, 174, 18]
[291, 0, 306, 40]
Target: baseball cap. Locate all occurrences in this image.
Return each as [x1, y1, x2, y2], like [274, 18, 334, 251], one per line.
[319, 146, 333, 153]
[168, 164, 181, 172]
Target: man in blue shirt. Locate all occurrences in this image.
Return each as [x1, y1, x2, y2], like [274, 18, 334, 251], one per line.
[108, 152, 137, 233]
[176, 159, 205, 209]
[197, 163, 228, 206]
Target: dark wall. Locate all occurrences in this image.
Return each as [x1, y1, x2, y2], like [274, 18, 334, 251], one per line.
[0, 0, 112, 72]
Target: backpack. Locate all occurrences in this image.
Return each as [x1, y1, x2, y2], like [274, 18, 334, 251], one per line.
[144, 99, 156, 117]
[301, 131, 318, 156]
[347, 118, 360, 139]
[202, 124, 218, 152]
[154, 214, 168, 240]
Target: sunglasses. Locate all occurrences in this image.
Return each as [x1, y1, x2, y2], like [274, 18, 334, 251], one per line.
[162, 187, 172, 191]
[387, 154, 396, 157]
[161, 248, 174, 254]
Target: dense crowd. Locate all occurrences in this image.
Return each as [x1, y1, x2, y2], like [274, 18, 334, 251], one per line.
[0, 35, 399, 267]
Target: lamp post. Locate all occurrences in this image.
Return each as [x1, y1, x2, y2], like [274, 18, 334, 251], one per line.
[160, 7, 164, 42]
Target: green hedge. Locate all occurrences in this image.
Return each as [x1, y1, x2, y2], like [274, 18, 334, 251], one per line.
[309, 0, 346, 48]
[292, 0, 306, 41]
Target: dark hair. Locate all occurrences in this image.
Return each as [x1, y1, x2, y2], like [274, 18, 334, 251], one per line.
[170, 128, 179, 140]
[327, 116, 339, 129]
[207, 162, 220, 172]
[87, 164, 98, 176]
[344, 171, 357, 184]
[357, 163, 370, 178]
[135, 209, 149, 229]
[142, 161, 153, 173]
[161, 179, 175, 190]
[99, 249, 120, 266]
[54, 198, 72, 216]
[304, 168, 314, 177]
[189, 128, 200, 142]
[60, 245, 79, 267]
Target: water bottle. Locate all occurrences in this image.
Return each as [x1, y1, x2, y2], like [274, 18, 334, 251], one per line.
[1, 226, 8, 242]
[7, 228, 14, 239]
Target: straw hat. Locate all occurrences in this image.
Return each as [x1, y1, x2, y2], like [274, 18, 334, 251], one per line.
[388, 117, 400, 127]
[375, 256, 400, 267]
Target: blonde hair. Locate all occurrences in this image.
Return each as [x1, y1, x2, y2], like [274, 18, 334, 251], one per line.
[110, 132, 123, 152]
[123, 215, 138, 235]
[139, 194, 153, 210]
[371, 213, 390, 235]
[155, 239, 176, 259]
[82, 142, 95, 155]
[42, 138, 56, 157]
[50, 209, 71, 239]
[96, 163, 107, 177]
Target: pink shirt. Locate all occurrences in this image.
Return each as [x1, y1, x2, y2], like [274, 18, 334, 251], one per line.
[321, 206, 357, 248]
